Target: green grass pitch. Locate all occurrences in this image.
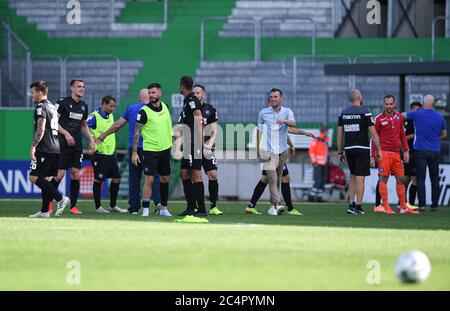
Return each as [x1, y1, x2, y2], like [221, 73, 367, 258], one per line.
[0, 199, 449, 290]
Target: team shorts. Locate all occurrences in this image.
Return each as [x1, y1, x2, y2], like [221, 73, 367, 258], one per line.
[345, 148, 370, 176]
[202, 151, 218, 173]
[378, 151, 404, 177]
[142, 148, 171, 176]
[59, 146, 83, 169]
[180, 146, 203, 171]
[91, 153, 121, 181]
[29, 153, 59, 177]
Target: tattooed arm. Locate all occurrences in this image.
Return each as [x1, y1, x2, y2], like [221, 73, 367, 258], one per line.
[30, 118, 46, 161]
[131, 122, 143, 166]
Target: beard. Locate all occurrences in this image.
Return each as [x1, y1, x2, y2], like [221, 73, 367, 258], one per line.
[150, 97, 160, 103]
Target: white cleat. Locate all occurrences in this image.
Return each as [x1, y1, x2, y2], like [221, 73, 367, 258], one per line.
[54, 196, 69, 217]
[142, 208, 150, 217]
[96, 206, 110, 213]
[28, 211, 50, 218]
[158, 208, 172, 217]
[268, 206, 278, 216]
[107, 206, 127, 213]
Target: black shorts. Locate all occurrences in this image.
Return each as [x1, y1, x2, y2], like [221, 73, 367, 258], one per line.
[91, 153, 121, 181]
[262, 163, 289, 176]
[59, 146, 83, 169]
[345, 148, 370, 176]
[202, 152, 218, 173]
[142, 148, 171, 176]
[180, 148, 203, 171]
[29, 153, 59, 177]
[404, 154, 416, 177]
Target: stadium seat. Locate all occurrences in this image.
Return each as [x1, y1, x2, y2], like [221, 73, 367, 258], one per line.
[8, 0, 166, 38]
[193, 60, 450, 123]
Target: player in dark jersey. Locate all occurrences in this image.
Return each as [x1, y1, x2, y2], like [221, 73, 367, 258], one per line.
[192, 84, 223, 215]
[174, 76, 207, 217]
[403, 101, 422, 207]
[28, 80, 69, 218]
[52, 79, 96, 215]
[337, 89, 381, 215]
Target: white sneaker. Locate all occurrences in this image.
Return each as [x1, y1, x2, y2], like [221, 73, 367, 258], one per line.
[130, 212, 138, 215]
[96, 206, 110, 213]
[55, 196, 69, 217]
[268, 206, 278, 216]
[158, 208, 172, 217]
[142, 208, 149, 217]
[28, 211, 50, 218]
[107, 206, 127, 213]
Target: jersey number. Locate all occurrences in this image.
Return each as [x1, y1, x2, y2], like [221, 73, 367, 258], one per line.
[30, 161, 37, 170]
[80, 154, 84, 163]
[50, 115, 58, 136]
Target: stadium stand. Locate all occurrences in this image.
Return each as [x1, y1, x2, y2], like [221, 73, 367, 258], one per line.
[194, 60, 450, 123]
[219, 0, 344, 38]
[1, 0, 449, 200]
[32, 60, 143, 112]
[8, 0, 166, 38]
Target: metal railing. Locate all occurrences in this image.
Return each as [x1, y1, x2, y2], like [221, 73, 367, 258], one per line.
[111, 0, 168, 29]
[201, 16, 317, 63]
[353, 54, 424, 63]
[32, 55, 64, 98]
[281, 54, 352, 106]
[201, 17, 258, 63]
[352, 53, 424, 93]
[64, 54, 121, 101]
[260, 17, 316, 60]
[0, 17, 32, 107]
[432, 16, 450, 61]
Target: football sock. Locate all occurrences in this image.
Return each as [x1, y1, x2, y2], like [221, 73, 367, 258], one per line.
[193, 182, 206, 213]
[41, 191, 51, 213]
[160, 182, 169, 207]
[70, 179, 80, 208]
[281, 182, 294, 211]
[379, 182, 389, 208]
[209, 179, 218, 209]
[182, 179, 196, 211]
[409, 184, 417, 205]
[375, 180, 381, 206]
[250, 181, 267, 207]
[35, 177, 62, 202]
[93, 181, 102, 209]
[396, 183, 407, 209]
[109, 182, 120, 208]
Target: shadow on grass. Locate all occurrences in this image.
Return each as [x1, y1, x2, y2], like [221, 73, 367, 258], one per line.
[1, 200, 449, 231]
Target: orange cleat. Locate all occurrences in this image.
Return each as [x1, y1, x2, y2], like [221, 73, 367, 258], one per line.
[400, 207, 420, 215]
[48, 201, 53, 214]
[373, 205, 385, 213]
[384, 205, 396, 214]
[70, 207, 83, 215]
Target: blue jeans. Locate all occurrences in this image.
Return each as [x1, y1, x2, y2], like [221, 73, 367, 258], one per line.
[128, 148, 161, 212]
[414, 150, 440, 208]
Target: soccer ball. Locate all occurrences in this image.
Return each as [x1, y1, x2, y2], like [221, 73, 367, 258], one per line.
[394, 250, 431, 283]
